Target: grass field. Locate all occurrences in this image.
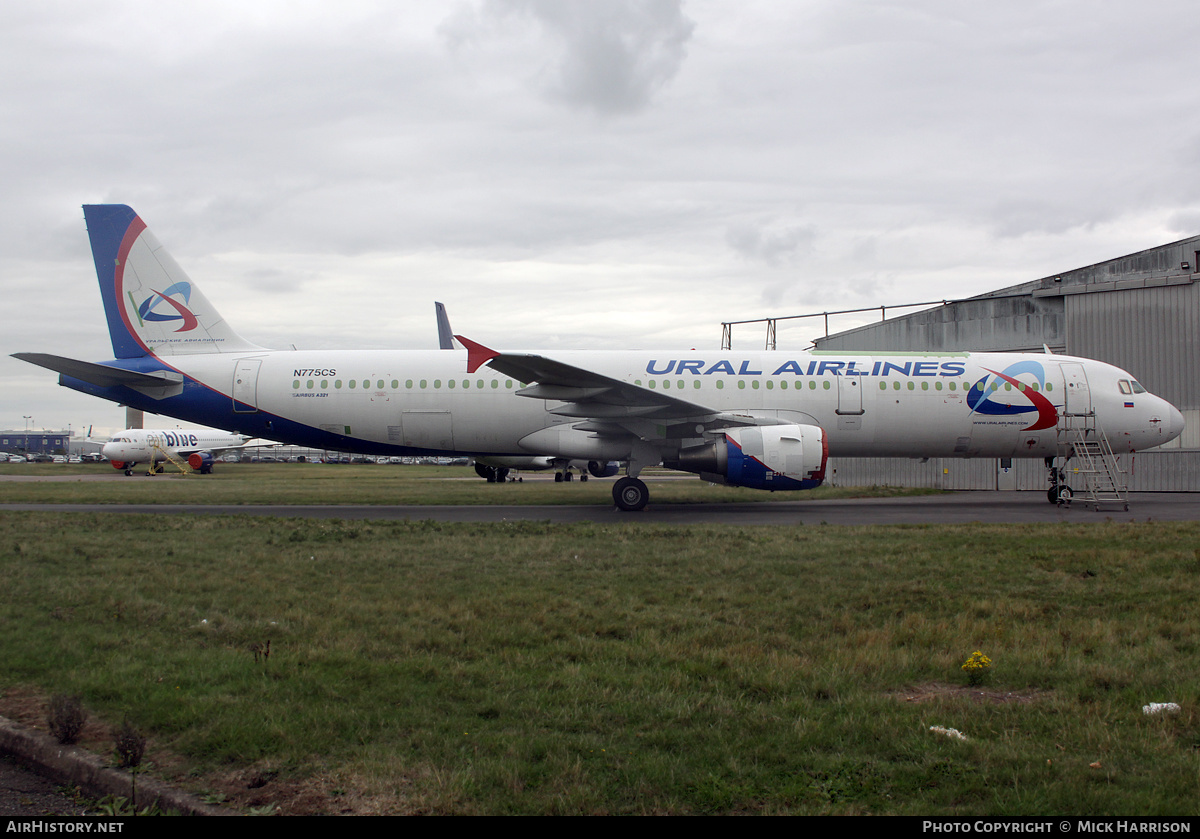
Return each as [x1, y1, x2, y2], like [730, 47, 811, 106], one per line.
[1, 467, 1198, 814]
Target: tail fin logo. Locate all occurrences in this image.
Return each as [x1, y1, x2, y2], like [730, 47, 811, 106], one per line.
[135, 282, 199, 332]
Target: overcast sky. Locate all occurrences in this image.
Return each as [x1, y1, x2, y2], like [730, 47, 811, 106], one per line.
[4, 0, 1199, 437]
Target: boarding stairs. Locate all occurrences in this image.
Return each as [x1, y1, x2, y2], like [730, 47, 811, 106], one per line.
[148, 443, 192, 476]
[1056, 414, 1128, 511]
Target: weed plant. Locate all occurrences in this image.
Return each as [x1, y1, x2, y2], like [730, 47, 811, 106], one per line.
[2, 511, 1198, 814]
[47, 693, 87, 744]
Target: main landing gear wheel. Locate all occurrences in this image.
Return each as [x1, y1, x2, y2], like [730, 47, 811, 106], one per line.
[1048, 485, 1073, 505]
[613, 477, 649, 512]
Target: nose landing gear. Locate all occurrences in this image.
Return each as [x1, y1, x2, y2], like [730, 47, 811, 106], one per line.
[1046, 457, 1073, 506]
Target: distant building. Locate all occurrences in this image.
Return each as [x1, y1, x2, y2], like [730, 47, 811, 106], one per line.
[0, 431, 71, 456]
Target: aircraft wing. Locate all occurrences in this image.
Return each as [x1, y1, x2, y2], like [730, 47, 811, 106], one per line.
[223, 438, 275, 451]
[191, 438, 275, 456]
[455, 336, 767, 430]
[12, 353, 183, 389]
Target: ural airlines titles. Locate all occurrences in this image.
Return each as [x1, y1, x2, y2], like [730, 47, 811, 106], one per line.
[645, 358, 969, 377]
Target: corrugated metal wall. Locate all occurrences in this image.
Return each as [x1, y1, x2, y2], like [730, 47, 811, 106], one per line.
[826, 451, 1200, 492]
[1065, 282, 1199, 412]
[814, 291, 1066, 353]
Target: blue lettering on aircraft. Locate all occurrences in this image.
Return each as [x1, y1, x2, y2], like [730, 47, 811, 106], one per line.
[705, 360, 736, 375]
[158, 432, 200, 447]
[646, 359, 972, 377]
[771, 360, 805, 375]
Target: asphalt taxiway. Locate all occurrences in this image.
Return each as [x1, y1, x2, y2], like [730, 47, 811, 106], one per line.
[3, 491, 1199, 525]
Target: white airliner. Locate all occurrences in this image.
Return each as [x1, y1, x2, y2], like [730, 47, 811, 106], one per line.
[14, 205, 1185, 510]
[102, 428, 252, 475]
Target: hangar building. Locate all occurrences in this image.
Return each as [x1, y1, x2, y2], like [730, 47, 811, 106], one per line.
[791, 235, 1199, 491]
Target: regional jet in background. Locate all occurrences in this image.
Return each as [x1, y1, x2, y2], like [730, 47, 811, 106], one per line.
[14, 205, 1185, 510]
[101, 428, 255, 475]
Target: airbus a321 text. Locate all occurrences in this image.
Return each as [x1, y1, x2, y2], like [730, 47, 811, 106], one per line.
[14, 205, 1185, 510]
[101, 428, 252, 475]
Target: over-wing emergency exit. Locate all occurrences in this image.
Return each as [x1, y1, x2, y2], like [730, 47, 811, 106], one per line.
[14, 205, 1185, 510]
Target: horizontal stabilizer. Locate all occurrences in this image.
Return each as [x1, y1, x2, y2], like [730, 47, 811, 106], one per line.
[11, 353, 183, 389]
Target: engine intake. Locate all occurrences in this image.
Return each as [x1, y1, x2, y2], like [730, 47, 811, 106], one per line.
[187, 452, 215, 474]
[587, 460, 620, 478]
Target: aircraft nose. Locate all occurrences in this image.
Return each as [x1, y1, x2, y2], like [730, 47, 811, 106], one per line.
[1166, 404, 1185, 443]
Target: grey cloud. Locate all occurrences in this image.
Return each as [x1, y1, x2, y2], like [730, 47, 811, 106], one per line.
[447, 0, 695, 115]
[986, 198, 1118, 240]
[726, 221, 817, 266]
[1166, 210, 1200, 238]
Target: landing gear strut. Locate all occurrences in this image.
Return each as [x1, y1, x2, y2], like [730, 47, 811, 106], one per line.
[1046, 456, 1072, 506]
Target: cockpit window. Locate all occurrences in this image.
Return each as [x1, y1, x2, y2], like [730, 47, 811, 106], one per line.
[1130, 380, 1147, 394]
[1119, 381, 1132, 394]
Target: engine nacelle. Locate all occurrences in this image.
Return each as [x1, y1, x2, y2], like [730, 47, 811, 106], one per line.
[110, 460, 128, 470]
[587, 460, 620, 478]
[668, 424, 827, 491]
[187, 452, 215, 474]
[517, 426, 630, 461]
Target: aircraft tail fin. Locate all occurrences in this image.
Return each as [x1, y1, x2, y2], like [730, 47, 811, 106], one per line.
[83, 204, 264, 358]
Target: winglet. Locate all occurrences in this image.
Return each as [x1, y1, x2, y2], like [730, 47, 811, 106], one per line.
[435, 302, 454, 350]
[455, 335, 500, 374]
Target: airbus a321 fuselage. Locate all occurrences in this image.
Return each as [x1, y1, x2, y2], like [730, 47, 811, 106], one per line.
[101, 428, 250, 475]
[14, 205, 1185, 510]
